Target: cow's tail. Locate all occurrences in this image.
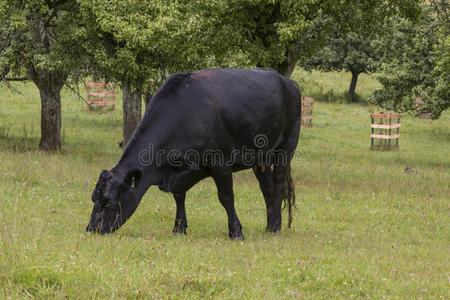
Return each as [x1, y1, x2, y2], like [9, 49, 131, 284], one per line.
[283, 164, 296, 228]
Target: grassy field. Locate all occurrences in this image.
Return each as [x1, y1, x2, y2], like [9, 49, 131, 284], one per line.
[0, 72, 449, 299]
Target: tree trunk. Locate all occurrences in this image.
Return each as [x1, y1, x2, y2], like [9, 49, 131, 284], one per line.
[348, 72, 359, 101]
[122, 81, 142, 148]
[273, 60, 296, 78]
[272, 38, 303, 78]
[144, 90, 152, 110]
[38, 86, 62, 151]
[28, 67, 66, 151]
[282, 62, 297, 78]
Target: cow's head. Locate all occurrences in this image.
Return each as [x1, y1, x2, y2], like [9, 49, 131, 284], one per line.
[86, 168, 143, 234]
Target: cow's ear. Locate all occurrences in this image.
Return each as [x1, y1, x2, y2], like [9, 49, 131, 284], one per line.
[124, 168, 143, 189]
[92, 170, 110, 203]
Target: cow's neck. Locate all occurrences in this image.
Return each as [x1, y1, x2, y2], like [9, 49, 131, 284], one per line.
[113, 126, 164, 195]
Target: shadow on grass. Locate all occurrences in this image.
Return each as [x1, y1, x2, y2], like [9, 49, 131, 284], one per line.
[64, 114, 121, 131]
[0, 134, 40, 153]
[0, 129, 120, 161]
[306, 89, 369, 105]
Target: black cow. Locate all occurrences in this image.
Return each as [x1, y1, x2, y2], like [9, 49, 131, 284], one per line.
[87, 68, 301, 239]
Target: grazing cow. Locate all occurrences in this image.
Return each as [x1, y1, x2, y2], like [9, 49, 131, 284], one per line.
[86, 68, 301, 239]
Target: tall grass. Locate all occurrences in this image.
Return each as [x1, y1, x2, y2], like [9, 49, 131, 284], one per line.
[0, 74, 448, 298]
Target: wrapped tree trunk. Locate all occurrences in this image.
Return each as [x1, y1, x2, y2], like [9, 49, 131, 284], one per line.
[122, 81, 142, 148]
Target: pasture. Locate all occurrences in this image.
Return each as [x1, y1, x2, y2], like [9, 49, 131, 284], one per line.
[0, 70, 449, 299]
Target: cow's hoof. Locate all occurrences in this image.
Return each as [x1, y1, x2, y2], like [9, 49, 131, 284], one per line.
[229, 233, 244, 240]
[266, 224, 281, 234]
[172, 226, 187, 235]
[229, 225, 244, 240]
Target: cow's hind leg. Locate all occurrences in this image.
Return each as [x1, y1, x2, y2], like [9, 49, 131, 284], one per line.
[172, 193, 188, 234]
[252, 165, 276, 231]
[267, 165, 287, 232]
[268, 119, 300, 232]
[211, 168, 244, 240]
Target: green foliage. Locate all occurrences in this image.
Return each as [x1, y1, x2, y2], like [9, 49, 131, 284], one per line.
[304, 31, 379, 75]
[79, 0, 223, 93]
[1, 0, 424, 88]
[370, 4, 450, 119]
[209, 0, 422, 76]
[0, 0, 85, 81]
[79, 0, 423, 84]
[0, 81, 449, 298]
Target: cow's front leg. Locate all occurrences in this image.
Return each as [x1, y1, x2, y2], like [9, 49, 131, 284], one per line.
[172, 193, 188, 234]
[212, 168, 244, 240]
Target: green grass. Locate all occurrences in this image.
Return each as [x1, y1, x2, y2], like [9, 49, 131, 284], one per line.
[0, 73, 449, 299]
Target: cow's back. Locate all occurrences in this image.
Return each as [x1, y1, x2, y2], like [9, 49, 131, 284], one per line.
[147, 68, 301, 152]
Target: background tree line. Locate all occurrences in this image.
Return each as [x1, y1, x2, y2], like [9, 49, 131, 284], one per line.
[1, 0, 447, 152]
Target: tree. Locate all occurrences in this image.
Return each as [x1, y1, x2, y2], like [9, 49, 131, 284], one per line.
[78, 0, 424, 147]
[370, 3, 449, 119]
[0, 0, 425, 151]
[302, 30, 381, 101]
[78, 0, 424, 146]
[0, 0, 85, 150]
[211, 0, 422, 77]
[79, 0, 222, 146]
